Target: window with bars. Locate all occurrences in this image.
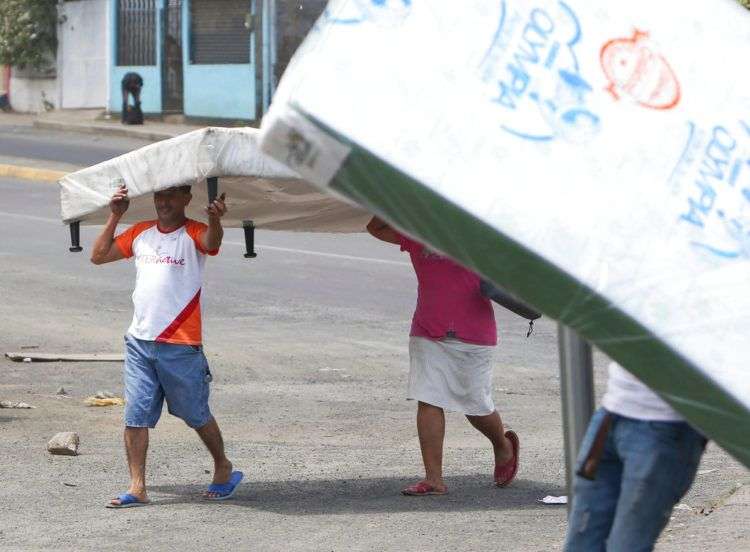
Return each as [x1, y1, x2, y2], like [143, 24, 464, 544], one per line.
[190, 0, 251, 65]
[117, 0, 157, 67]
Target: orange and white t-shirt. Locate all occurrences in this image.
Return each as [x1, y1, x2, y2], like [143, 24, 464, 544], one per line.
[115, 219, 218, 345]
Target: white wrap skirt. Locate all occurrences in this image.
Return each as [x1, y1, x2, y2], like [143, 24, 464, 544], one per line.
[408, 336, 495, 416]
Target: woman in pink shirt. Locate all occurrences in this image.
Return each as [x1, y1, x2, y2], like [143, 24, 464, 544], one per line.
[367, 216, 519, 495]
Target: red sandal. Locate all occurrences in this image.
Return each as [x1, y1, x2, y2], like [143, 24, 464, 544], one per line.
[401, 481, 448, 496]
[494, 430, 520, 487]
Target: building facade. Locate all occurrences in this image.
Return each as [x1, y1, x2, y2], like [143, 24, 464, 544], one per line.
[109, 0, 326, 123]
[58, 0, 109, 109]
[7, 0, 108, 113]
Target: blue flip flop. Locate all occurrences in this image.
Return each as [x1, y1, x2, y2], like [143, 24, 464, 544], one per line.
[106, 493, 149, 509]
[205, 470, 244, 501]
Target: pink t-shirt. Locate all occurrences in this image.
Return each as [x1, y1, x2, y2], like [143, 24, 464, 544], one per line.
[400, 235, 497, 346]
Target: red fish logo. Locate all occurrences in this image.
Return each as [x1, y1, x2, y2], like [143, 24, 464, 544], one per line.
[600, 30, 680, 110]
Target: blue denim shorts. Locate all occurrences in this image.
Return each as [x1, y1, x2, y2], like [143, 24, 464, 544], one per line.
[123, 334, 212, 429]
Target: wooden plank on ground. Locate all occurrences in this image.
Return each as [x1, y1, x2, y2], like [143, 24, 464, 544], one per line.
[4, 352, 124, 363]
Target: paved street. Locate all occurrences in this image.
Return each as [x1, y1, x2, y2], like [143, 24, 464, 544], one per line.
[0, 122, 153, 168]
[0, 124, 748, 551]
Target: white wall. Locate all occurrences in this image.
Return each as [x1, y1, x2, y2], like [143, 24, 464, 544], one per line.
[9, 70, 57, 113]
[57, 0, 108, 109]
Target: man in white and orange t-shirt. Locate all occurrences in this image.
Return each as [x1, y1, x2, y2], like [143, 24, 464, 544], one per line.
[91, 184, 242, 508]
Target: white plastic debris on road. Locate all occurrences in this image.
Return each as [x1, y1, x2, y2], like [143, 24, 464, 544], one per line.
[539, 495, 568, 505]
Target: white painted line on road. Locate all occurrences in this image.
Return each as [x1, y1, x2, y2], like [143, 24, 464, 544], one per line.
[0, 212, 410, 267]
[224, 240, 410, 267]
[0, 211, 60, 224]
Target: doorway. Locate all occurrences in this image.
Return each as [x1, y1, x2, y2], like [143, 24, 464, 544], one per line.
[162, 0, 184, 113]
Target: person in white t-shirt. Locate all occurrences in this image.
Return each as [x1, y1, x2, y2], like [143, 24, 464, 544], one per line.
[91, 184, 243, 508]
[563, 362, 707, 551]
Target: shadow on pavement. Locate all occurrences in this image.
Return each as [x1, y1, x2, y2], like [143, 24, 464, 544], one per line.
[149, 475, 565, 514]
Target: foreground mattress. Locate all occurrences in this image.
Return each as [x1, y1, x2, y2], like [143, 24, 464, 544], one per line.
[259, 0, 750, 465]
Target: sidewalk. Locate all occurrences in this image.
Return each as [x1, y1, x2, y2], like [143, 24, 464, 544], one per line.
[0, 110, 36, 127]
[32, 109, 205, 142]
[0, 108, 206, 143]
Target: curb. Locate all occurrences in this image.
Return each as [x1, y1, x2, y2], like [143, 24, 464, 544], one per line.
[33, 119, 179, 142]
[0, 163, 69, 182]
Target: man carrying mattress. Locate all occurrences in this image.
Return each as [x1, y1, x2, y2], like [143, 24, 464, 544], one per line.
[91, 184, 243, 507]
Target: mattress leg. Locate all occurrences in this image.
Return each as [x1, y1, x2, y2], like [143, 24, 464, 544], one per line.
[69, 221, 83, 253]
[207, 176, 218, 204]
[243, 220, 257, 259]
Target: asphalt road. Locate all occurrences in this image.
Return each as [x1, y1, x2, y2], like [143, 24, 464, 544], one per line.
[0, 123, 153, 167]
[0, 125, 747, 551]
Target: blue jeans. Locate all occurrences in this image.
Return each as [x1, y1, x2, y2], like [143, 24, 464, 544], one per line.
[564, 408, 706, 552]
[123, 335, 212, 429]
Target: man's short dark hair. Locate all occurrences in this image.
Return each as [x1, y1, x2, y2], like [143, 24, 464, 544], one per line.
[157, 185, 192, 195]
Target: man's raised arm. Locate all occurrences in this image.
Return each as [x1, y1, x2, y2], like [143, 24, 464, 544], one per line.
[90, 185, 129, 265]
